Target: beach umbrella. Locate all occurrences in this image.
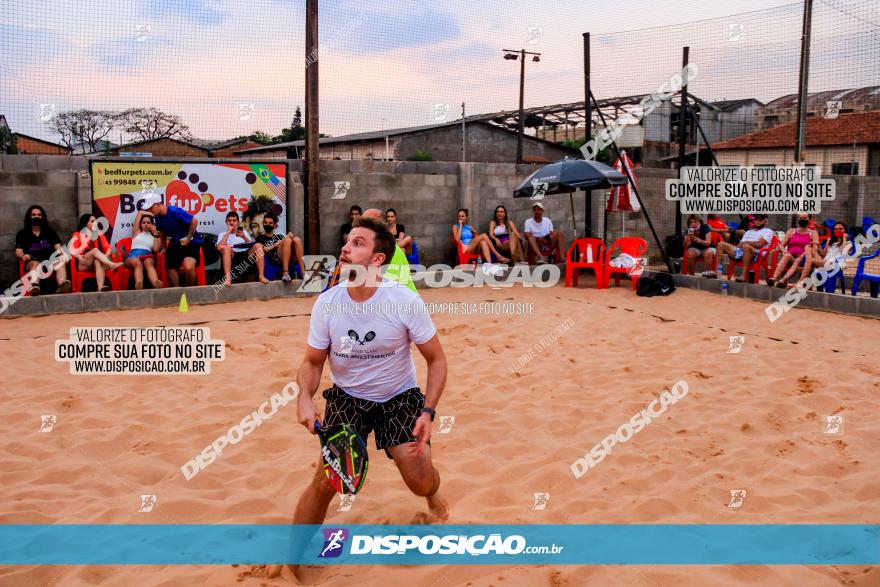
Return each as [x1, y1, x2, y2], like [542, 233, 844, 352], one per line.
[513, 157, 627, 199]
[513, 158, 627, 237]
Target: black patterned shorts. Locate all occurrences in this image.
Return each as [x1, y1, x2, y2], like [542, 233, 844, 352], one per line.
[322, 385, 425, 454]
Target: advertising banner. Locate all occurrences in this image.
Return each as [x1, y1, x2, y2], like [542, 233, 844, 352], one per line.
[90, 161, 288, 246]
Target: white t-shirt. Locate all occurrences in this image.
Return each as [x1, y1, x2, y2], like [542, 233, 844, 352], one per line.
[307, 278, 437, 402]
[524, 217, 553, 238]
[740, 227, 775, 246]
[216, 229, 254, 250]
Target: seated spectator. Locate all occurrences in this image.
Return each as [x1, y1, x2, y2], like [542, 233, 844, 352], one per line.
[731, 214, 756, 245]
[359, 208, 416, 292]
[216, 212, 260, 287]
[125, 210, 163, 289]
[717, 214, 774, 281]
[14, 205, 71, 295]
[797, 220, 851, 287]
[386, 208, 414, 256]
[523, 203, 564, 264]
[452, 208, 509, 264]
[683, 214, 717, 277]
[768, 213, 817, 288]
[340, 205, 362, 246]
[489, 205, 524, 263]
[70, 214, 123, 292]
[145, 194, 202, 287]
[254, 212, 306, 284]
[705, 214, 731, 242]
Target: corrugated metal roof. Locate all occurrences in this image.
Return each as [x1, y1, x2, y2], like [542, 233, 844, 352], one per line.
[763, 86, 880, 110]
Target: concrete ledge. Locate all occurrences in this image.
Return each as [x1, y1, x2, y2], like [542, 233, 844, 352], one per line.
[652, 271, 879, 320]
[1, 280, 317, 318]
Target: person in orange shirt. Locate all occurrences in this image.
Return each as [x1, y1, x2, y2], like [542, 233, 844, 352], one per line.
[705, 214, 731, 242]
[70, 214, 123, 292]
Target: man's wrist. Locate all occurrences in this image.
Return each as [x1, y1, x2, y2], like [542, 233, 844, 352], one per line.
[420, 407, 436, 421]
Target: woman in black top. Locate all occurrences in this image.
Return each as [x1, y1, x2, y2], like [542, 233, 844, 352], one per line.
[14, 205, 72, 295]
[386, 208, 413, 256]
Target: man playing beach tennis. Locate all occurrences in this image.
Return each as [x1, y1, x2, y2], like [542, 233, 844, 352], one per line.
[293, 215, 449, 525]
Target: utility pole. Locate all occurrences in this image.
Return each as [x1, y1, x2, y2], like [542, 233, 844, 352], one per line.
[461, 102, 466, 162]
[794, 0, 813, 163]
[583, 32, 592, 238]
[304, 0, 320, 254]
[502, 48, 541, 163]
[675, 46, 690, 238]
[381, 118, 389, 160]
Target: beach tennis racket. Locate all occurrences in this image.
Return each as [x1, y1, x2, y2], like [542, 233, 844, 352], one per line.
[314, 422, 369, 494]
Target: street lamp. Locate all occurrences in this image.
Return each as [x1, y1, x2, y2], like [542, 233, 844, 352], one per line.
[502, 48, 541, 163]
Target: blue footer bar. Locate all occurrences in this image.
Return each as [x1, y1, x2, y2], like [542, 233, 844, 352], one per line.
[1, 524, 877, 565]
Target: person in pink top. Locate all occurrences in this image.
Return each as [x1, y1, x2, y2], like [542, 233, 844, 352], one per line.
[768, 213, 818, 288]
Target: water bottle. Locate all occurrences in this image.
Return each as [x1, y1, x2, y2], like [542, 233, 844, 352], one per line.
[721, 282, 729, 297]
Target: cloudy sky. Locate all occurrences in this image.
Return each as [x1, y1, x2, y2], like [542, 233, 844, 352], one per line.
[1, 0, 877, 143]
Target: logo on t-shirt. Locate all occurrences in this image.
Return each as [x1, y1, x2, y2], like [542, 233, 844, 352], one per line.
[347, 329, 376, 345]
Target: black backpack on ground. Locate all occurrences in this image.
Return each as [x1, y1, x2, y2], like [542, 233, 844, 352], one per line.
[636, 272, 676, 297]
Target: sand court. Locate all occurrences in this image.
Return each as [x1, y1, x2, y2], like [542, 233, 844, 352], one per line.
[0, 283, 877, 586]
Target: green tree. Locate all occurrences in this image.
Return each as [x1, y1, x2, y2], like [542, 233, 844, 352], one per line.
[562, 136, 614, 165]
[0, 126, 18, 154]
[277, 106, 306, 143]
[249, 131, 275, 145]
[406, 149, 434, 161]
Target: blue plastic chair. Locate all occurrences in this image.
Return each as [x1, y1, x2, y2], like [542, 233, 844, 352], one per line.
[264, 259, 302, 281]
[850, 247, 880, 298]
[405, 240, 420, 265]
[823, 269, 846, 294]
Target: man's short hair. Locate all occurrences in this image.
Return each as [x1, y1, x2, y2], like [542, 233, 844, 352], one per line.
[226, 211, 239, 221]
[263, 211, 278, 223]
[350, 205, 362, 214]
[353, 216, 396, 264]
[386, 207, 396, 215]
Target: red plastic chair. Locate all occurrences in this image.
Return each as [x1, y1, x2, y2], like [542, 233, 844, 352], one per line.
[453, 236, 481, 267]
[70, 261, 97, 293]
[18, 259, 34, 296]
[601, 237, 648, 290]
[157, 246, 207, 286]
[110, 237, 134, 291]
[682, 231, 722, 274]
[69, 233, 121, 292]
[565, 238, 605, 287]
[726, 235, 779, 284]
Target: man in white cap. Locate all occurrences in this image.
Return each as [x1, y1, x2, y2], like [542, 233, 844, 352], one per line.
[523, 202, 564, 264]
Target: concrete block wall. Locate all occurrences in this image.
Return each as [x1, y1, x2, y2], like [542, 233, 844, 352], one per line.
[0, 155, 86, 285]
[317, 160, 466, 266]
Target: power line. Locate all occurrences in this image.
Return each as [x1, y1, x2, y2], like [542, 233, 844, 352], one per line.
[817, 0, 880, 28]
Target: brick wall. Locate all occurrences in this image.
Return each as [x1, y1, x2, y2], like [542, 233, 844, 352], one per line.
[210, 140, 262, 158]
[395, 123, 575, 163]
[112, 138, 209, 157]
[15, 135, 72, 155]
